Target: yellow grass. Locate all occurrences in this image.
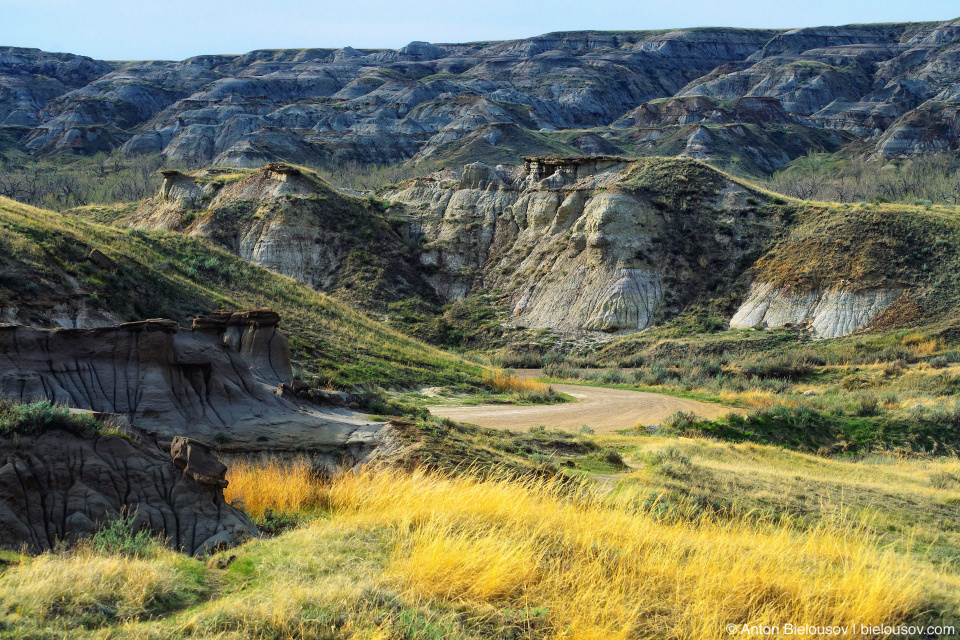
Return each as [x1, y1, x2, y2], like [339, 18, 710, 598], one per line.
[0, 546, 204, 627]
[224, 457, 321, 518]
[715, 388, 794, 409]
[483, 369, 550, 393]
[307, 467, 924, 639]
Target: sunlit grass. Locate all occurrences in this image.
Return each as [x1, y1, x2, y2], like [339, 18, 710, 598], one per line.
[4, 452, 954, 638]
[0, 545, 206, 629]
[326, 467, 927, 639]
[225, 457, 321, 518]
[225, 462, 934, 638]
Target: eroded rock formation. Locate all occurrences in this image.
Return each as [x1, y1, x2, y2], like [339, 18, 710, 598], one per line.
[0, 312, 388, 459]
[191, 308, 292, 387]
[387, 156, 777, 334]
[115, 165, 438, 312]
[6, 20, 960, 166]
[117, 158, 929, 339]
[729, 283, 902, 338]
[0, 426, 258, 555]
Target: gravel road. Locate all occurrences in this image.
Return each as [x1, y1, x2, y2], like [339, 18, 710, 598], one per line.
[429, 378, 739, 434]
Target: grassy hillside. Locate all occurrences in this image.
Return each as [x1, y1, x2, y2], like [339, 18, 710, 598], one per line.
[2, 447, 955, 638]
[73, 163, 444, 316]
[0, 196, 485, 389]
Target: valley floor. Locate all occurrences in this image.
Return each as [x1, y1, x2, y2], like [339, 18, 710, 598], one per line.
[428, 377, 737, 434]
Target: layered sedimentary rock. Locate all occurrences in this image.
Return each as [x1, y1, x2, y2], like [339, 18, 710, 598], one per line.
[119, 157, 927, 339]
[0, 313, 387, 458]
[114, 157, 938, 340]
[386, 156, 779, 334]
[111, 164, 437, 312]
[0, 428, 258, 555]
[0, 47, 112, 128]
[7, 19, 960, 166]
[729, 283, 902, 338]
[191, 308, 292, 387]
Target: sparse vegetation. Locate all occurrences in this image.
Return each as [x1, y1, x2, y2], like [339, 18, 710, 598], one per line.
[0, 196, 487, 389]
[761, 151, 960, 205]
[0, 151, 165, 211]
[482, 369, 567, 405]
[0, 398, 104, 437]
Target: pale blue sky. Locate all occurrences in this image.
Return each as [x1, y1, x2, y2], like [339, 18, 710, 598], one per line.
[1, 0, 957, 61]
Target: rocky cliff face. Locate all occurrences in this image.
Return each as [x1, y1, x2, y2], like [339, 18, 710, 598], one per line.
[0, 312, 388, 460]
[5, 20, 960, 167]
[729, 284, 902, 338]
[726, 202, 957, 337]
[0, 428, 258, 555]
[389, 157, 960, 339]
[122, 158, 940, 340]
[385, 156, 784, 334]
[0, 47, 113, 128]
[111, 163, 437, 312]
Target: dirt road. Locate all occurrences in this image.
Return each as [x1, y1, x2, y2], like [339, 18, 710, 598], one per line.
[428, 380, 739, 434]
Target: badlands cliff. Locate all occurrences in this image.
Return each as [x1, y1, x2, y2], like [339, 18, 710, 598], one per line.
[0, 427, 259, 555]
[387, 156, 919, 338]
[110, 158, 953, 341]
[0, 309, 388, 460]
[3, 19, 960, 170]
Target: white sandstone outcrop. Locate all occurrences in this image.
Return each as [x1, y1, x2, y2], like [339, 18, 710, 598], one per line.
[730, 283, 901, 338]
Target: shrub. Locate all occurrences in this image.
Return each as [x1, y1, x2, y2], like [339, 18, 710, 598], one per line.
[662, 411, 703, 435]
[854, 395, 881, 417]
[599, 369, 626, 384]
[738, 356, 813, 381]
[841, 372, 877, 391]
[544, 362, 581, 379]
[882, 360, 908, 376]
[89, 509, 162, 558]
[647, 445, 691, 467]
[930, 472, 960, 490]
[255, 508, 302, 536]
[489, 351, 544, 369]
[0, 399, 101, 436]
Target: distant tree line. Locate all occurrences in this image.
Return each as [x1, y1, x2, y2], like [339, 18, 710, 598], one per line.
[0, 152, 164, 211]
[2, 148, 959, 211]
[757, 152, 960, 205]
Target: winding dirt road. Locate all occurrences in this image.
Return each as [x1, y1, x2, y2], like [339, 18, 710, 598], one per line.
[429, 377, 740, 434]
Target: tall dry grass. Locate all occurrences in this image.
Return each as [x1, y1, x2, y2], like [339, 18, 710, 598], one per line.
[0, 546, 205, 628]
[225, 457, 321, 518]
[483, 369, 550, 394]
[214, 465, 926, 639]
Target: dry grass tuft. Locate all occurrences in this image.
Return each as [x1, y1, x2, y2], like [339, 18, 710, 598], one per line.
[0, 546, 205, 628]
[483, 369, 549, 394]
[225, 457, 322, 518]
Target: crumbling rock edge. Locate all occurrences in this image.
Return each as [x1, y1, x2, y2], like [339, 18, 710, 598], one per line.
[0, 426, 259, 556]
[0, 310, 390, 463]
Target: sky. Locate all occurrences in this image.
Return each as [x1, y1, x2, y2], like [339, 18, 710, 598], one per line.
[0, 0, 958, 61]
